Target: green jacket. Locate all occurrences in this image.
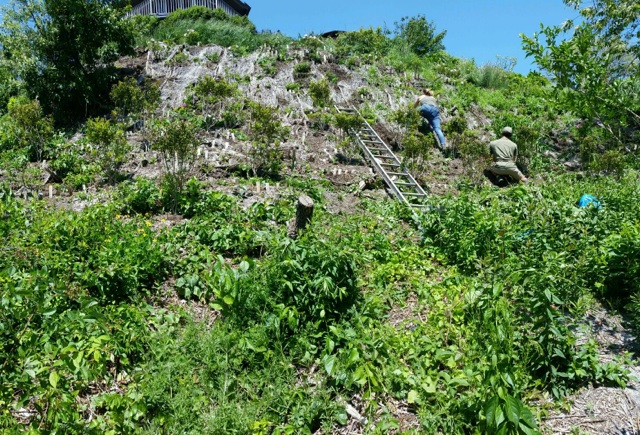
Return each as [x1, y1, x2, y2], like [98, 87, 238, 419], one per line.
[489, 137, 518, 168]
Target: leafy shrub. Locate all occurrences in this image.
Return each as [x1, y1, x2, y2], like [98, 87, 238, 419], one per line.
[4, 96, 54, 161]
[117, 177, 162, 215]
[246, 101, 290, 177]
[393, 14, 446, 56]
[333, 111, 363, 140]
[258, 55, 277, 76]
[293, 61, 311, 77]
[285, 82, 300, 92]
[266, 237, 358, 331]
[110, 77, 160, 127]
[85, 117, 131, 183]
[335, 27, 391, 60]
[190, 75, 239, 129]
[308, 79, 332, 108]
[149, 116, 200, 212]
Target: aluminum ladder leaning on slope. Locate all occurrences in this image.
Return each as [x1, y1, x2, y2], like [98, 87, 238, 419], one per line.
[335, 105, 429, 210]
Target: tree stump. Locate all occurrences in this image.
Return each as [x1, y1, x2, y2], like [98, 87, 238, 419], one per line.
[287, 194, 314, 239]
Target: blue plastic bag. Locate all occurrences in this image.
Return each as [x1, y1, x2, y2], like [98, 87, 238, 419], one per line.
[577, 194, 601, 209]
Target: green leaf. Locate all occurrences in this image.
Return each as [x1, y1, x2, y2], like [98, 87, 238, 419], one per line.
[484, 396, 499, 426]
[504, 395, 521, 424]
[49, 371, 59, 389]
[223, 295, 234, 305]
[407, 390, 418, 404]
[323, 355, 336, 376]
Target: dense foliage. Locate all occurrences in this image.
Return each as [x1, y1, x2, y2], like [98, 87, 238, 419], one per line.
[0, 0, 135, 123]
[521, 0, 640, 166]
[0, 3, 639, 434]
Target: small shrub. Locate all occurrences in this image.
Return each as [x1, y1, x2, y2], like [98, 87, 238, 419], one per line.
[246, 102, 290, 177]
[285, 82, 300, 92]
[258, 56, 278, 76]
[308, 79, 332, 108]
[167, 51, 189, 66]
[293, 61, 311, 78]
[335, 27, 391, 60]
[149, 116, 200, 212]
[85, 118, 131, 183]
[205, 51, 221, 63]
[118, 178, 162, 215]
[332, 112, 363, 140]
[5, 97, 54, 161]
[190, 75, 239, 129]
[267, 237, 358, 331]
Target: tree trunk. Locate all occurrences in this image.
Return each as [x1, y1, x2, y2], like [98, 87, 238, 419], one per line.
[287, 194, 314, 239]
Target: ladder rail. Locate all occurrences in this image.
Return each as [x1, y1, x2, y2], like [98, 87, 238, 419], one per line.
[334, 105, 428, 208]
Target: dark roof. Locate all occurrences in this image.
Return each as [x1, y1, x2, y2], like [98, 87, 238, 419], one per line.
[320, 30, 345, 39]
[129, 0, 251, 16]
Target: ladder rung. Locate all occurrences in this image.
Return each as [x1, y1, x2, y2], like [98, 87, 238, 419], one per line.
[387, 172, 409, 176]
[374, 155, 397, 159]
[401, 193, 426, 196]
[395, 182, 416, 186]
[362, 140, 383, 144]
[379, 163, 400, 167]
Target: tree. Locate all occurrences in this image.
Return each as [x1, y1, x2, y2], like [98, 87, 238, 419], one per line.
[0, 0, 135, 123]
[521, 0, 640, 151]
[394, 15, 446, 57]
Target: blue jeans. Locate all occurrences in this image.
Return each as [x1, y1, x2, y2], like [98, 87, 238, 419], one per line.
[419, 104, 446, 148]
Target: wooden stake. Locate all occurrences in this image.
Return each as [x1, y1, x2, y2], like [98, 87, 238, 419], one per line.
[287, 195, 314, 239]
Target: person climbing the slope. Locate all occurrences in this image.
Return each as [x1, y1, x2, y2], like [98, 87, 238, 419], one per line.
[487, 126, 528, 184]
[414, 88, 447, 151]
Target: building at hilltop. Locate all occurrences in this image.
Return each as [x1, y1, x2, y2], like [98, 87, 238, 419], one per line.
[128, 0, 251, 18]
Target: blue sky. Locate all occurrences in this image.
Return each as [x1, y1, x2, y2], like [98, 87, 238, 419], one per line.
[247, 0, 580, 75]
[0, 0, 579, 75]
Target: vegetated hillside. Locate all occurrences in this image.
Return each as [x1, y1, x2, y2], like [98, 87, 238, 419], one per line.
[1, 5, 640, 434]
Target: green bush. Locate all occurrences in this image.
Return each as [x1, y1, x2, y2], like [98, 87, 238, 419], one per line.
[150, 115, 200, 212]
[117, 177, 162, 215]
[335, 27, 391, 60]
[4, 96, 54, 161]
[293, 61, 311, 77]
[246, 101, 290, 177]
[308, 79, 332, 108]
[85, 117, 131, 183]
[267, 237, 359, 331]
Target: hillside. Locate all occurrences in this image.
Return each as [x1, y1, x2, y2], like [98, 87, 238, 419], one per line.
[1, 4, 640, 434]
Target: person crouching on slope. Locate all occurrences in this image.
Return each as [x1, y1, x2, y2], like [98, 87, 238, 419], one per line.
[488, 126, 528, 184]
[414, 89, 447, 151]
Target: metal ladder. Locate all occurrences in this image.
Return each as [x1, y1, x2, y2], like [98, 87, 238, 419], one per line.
[335, 105, 428, 210]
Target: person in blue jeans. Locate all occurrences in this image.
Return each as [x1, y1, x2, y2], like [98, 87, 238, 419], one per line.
[414, 89, 447, 150]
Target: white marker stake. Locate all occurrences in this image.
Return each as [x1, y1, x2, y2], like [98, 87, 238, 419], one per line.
[256, 181, 261, 193]
[49, 185, 53, 198]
